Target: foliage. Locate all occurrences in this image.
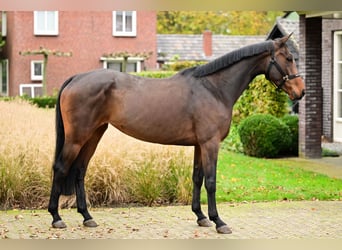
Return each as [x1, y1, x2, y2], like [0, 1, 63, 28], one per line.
[26, 96, 57, 108]
[133, 71, 176, 79]
[157, 11, 283, 35]
[19, 46, 72, 96]
[280, 114, 299, 156]
[163, 60, 206, 71]
[221, 125, 243, 154]
[238, 114, 291, 158]
[232, 75, 289, 124]
[322, 148, 340, 157]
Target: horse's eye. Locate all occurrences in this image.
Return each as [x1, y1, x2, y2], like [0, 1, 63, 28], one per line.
[286, 56, 293, 62]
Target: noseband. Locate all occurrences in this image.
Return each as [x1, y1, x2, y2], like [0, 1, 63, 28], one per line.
[265, 46, 301, 91]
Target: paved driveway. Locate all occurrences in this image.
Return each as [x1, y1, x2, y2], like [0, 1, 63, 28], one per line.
[1, 201, 342, 239]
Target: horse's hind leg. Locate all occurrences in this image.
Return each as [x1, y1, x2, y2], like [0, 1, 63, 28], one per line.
[48, 142, 83, 228]
[74, 124, 108, 227]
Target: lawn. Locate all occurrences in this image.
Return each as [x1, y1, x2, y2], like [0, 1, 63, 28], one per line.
[209, 151, 342, 203]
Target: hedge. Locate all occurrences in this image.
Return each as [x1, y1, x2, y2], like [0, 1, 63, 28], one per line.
[238, 114, 292, 158]
[280, 114, 299, 156]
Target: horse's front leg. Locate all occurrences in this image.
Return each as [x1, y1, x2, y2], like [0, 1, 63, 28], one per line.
[192, 145, 212, 227]
[201, 140, 232, 234]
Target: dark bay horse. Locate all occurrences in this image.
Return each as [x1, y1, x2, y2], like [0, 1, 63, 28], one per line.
[48, 34, 305, 234]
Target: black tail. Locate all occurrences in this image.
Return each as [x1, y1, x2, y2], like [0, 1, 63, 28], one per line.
[54, 76, 77, 195]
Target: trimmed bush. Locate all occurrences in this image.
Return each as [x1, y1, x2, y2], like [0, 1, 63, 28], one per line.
[20, 95, 57, 109]
[133, 71, 176, 78]
[238, 114, 291, 158]
[29, 96, 57, 108]
[280, 114, 299, 156]
[167, 61, 206, 71]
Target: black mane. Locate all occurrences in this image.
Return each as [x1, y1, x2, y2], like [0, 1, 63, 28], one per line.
[191, 40, 274, 77]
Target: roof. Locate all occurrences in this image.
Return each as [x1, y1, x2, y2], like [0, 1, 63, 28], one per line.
[266, 12, 299, 63]
[267, 12, 299, 37]
[157, 34, 265, 62]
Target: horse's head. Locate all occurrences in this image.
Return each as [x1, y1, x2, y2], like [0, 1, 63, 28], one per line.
[265, 33, 305, 101]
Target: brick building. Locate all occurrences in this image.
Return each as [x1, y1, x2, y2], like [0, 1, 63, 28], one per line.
[298, 12, 342, 157]
[0, 11, 157, 96]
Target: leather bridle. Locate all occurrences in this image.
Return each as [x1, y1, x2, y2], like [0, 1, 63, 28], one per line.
[265, 47, 301, 91]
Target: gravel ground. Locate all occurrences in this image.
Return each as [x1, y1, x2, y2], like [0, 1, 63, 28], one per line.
[1, 201, 342, 239]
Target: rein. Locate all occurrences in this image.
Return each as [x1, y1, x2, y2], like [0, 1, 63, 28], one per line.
[265, 46, 301, 91]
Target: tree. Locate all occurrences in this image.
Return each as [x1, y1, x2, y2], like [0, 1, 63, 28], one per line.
[102, 51, 153, 72]
[157, 11, 283, 35]
[19, 47, 72, 96]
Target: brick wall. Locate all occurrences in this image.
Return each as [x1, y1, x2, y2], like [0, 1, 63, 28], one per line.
[298, 16, 323, 158]
[321, 19, 342, 141]
[3, 11, 157, 96]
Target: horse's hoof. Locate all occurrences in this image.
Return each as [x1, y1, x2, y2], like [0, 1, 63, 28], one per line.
[52, 220, 67, 229]
[197, 218, 212, 227]
[216, 225, 232, 234]
[83, 219, 98, 227]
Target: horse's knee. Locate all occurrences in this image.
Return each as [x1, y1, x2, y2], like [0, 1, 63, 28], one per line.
[205, 178, 216, 194]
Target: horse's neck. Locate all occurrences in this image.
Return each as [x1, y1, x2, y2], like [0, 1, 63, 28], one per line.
[209, 53, 268, 106]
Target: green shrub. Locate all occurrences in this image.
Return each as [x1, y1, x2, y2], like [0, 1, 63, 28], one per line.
[233, 75, 289, 124]
[221, 124, 243, 153]
[133, 71, 176, 78]
[20, 95, 57, 109]
[280, 114, 299, 156]
[238, 114, 291, 158]
[29, 96, 57, 108]
[167, 61, 206, 71]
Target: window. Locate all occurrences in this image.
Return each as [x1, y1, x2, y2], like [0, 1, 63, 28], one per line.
[0, 59, 8, 96]
[1, 11, 6, 37]
[113, 11, 136, 37]
[102, 57, 142, 73]
[19, 84, 43, 98]
[333, 31, 342, 141]
[31, 61, 44, 81]
[34, 11, 58, 35]
[334, 32, 342, 120]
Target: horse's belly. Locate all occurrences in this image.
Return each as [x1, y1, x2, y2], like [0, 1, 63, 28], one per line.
[110, 107, 196, 145]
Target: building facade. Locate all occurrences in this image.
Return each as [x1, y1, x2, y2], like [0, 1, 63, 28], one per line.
[298, 12, 342, 157]
[0, 11, 157, 96]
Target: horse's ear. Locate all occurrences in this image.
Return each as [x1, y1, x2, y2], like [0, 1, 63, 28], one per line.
[278, 33, 293, 46]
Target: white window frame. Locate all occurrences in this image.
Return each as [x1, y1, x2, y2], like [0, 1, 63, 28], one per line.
[31, 60, 44, 81]
[101, 57, 142, 72]
[1, 11, 6, 37]
[334, 31, 342, 122]
[112, 11, 137, 37]
[34, 11, 59, 36]
[19, 84, 43, 98]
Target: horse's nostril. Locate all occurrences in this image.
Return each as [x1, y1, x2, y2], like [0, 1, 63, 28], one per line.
[302, 90, 305, 97]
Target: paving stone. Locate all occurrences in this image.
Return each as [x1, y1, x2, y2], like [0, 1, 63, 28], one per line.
[1, 201, 342, 239]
